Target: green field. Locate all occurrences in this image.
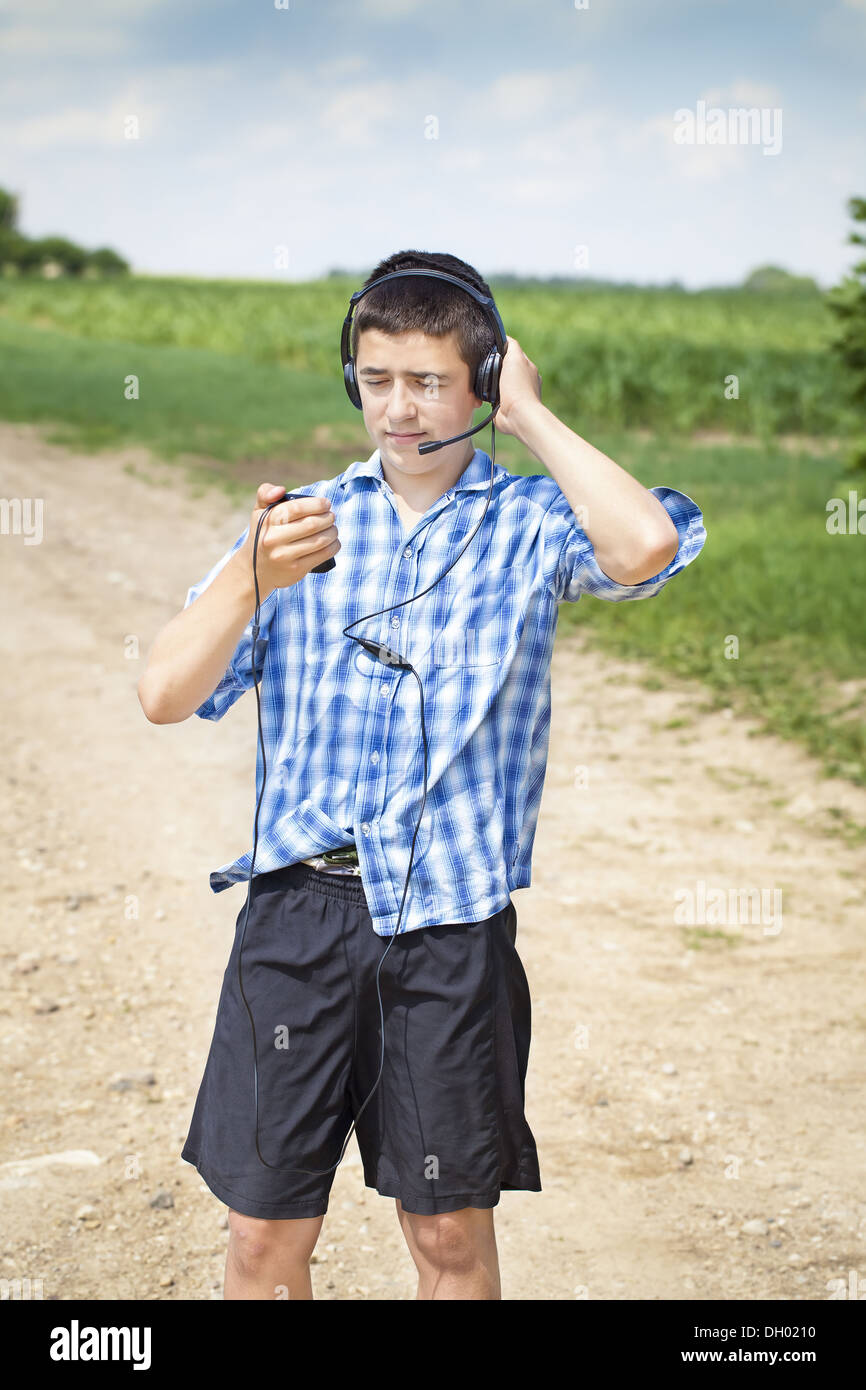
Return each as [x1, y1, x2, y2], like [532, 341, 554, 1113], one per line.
[1, 274, 863, 794]
[0, 273, 857, 439]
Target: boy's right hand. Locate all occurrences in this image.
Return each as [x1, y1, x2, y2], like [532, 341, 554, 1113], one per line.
[236, 483, 341, 596]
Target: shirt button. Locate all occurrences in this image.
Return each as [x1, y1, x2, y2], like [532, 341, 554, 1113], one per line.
[380, 684, 388, 697]
[361, 822, 371, 836]
[403, 546, 412, 558]
[390, 616, 400, 628]
[370, 750, 379, 764]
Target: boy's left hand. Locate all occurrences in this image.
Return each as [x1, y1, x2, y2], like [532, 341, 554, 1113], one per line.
[492, 335, 543, 436]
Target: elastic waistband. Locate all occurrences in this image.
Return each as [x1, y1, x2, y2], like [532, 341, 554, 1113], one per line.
[258, 860, 369, 907]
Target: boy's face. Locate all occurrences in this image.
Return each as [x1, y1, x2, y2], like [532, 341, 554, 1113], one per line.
[355, 327, 483, 481]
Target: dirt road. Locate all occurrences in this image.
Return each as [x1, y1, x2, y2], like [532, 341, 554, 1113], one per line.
[1, 420, 864, 1301]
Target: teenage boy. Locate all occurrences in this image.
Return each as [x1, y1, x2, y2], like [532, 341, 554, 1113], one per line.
[138, 249, 706, 1300]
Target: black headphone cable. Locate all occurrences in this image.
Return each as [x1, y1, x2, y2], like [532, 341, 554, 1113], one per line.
[236, 419, 498, 1175]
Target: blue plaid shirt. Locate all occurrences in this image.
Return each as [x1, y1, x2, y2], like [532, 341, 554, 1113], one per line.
[185, 447, 706, 935]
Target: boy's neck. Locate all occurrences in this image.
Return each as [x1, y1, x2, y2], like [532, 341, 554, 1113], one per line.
[379, 438, 476, 513]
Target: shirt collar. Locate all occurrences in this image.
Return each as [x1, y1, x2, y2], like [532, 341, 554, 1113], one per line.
[338, 446, 503, 496]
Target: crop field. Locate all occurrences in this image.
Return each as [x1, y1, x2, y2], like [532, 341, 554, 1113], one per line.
[0, 273, 856, 439]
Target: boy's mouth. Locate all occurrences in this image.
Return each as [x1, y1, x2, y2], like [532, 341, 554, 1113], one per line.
[386, 431, 426, 442]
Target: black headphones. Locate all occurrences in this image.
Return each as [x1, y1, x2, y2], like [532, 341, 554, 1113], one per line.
[237, 268, 508, 1178]
[340, 267, 507, 453]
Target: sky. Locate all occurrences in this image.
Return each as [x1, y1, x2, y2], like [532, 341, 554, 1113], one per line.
[0, 0, 864, 289]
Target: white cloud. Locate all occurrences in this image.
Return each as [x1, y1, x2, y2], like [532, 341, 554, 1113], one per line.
[0, 92, 167, 148]
[0, 0, 176, 57]
[317, 79, 406, 146]
[699, 80, 784, 108]
[668, 140, 750, 181]
[316, 54, 369, 80]
[0, 24, 131, 56]
[0, 61, 236, 150]
[620, 79, 788, 183]
[438, 147, 486, 172]
[359, 0, 426, 15]
[626, 110, 750, 180]
[493, 173, 586, 206]
[478, 65, 594, 124]
[1, 0, 172, 12]
[511, 111, 609, 167]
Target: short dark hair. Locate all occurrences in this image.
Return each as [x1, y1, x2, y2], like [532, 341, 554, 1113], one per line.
[351, 249, 495, 391]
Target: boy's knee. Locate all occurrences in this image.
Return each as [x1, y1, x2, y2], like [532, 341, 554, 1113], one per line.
[227, 1208, 322, 1268]
[406, 1209, 493, 1272]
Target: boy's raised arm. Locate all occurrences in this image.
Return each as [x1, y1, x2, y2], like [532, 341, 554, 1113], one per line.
[138, 483, 340, 725]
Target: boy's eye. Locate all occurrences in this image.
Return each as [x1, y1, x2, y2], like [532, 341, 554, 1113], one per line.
[363, 378, 443, 388]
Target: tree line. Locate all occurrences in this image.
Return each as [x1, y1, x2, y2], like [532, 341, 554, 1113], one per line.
[0, 185, 129, 277]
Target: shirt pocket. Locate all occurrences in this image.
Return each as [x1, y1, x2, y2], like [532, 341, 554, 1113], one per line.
[425, 565, 522, 668]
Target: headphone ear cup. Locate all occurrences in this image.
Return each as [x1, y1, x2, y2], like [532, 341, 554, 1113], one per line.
[344, 361, 362, 410]
[475, 349, 499, 405]
[481, 351, 502, 406]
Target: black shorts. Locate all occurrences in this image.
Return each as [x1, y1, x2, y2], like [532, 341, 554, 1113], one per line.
[181, 861, 541, 1219]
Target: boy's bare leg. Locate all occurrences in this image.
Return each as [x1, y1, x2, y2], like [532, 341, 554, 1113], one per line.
[396, 1199, 501, 1300]
[224, 1209, 325, 1300]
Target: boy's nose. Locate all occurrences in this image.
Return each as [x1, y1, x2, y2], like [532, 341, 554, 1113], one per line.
[386, 381, 417, 420]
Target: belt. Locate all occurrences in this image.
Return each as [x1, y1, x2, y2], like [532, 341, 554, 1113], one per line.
[300, 844, 362, 876]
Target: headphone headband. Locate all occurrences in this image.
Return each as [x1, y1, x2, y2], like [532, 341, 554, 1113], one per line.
[341, 267, 506, 360]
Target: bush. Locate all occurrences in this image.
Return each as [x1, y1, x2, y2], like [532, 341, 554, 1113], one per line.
[742, 264, 820, 293]
[29, 236, 88, 275]
[0, 184, 130, 276]
[0, 228, 30, 272]
[827, 195, 866, 474]
[84, 247, 130, 276]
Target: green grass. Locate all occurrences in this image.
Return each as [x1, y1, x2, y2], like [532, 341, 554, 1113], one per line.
[0, 316, 337, 451]
[557, 429, 866, 786]
[1, 281, 863, 789]
[680, 927, 744, 950]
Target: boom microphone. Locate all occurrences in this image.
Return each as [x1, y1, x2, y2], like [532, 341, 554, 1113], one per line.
[416, 405, 499, 454]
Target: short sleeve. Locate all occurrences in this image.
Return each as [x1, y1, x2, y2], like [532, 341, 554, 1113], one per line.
[183, 524, 279, 721]
[544, 485, 707, 603]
